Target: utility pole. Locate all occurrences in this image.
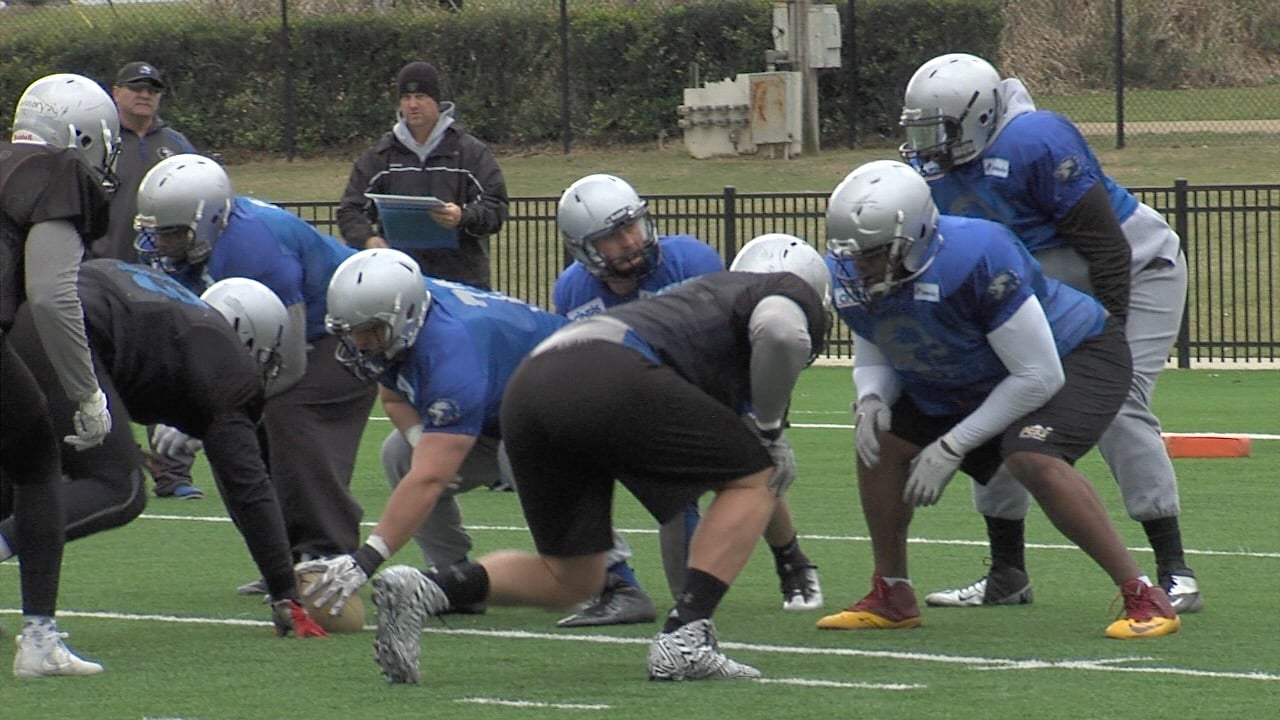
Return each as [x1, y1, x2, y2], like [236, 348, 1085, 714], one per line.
[792, 0, 820, 155]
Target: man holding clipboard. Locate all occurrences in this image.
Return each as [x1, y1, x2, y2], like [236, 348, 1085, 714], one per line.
[338, 61, 508, 289]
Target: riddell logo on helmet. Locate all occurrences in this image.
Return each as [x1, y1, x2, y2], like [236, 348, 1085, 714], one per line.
[1018, 424, 1053, 441]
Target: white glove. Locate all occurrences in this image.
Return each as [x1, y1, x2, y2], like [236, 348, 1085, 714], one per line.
[64, 389, 112, 451]
[904, 435, 964, 507]
[759, 432, 797, 495]
[294, 555, 369, 615]
[151, 424, 203, 458]
[853, 395, 891, 468]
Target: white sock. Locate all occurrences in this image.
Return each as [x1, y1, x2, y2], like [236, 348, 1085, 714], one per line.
[882, 576, 912, 587]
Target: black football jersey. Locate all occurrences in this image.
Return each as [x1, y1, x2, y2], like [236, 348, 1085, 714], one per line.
[0, 143, 110, 330]
[604, 271, 828, 412]
[76, 259, 263, 434]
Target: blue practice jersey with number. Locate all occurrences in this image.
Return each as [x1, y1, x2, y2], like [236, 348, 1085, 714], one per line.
[830, 215, 1106, 417]
[553, 234, 724, 319]
[208, 197, 356, 340]
[382, 279, 570, 439]
[925, 109, 1138, 254]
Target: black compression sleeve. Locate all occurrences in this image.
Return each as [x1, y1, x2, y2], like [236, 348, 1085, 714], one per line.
[1055, 182, 1131, 319]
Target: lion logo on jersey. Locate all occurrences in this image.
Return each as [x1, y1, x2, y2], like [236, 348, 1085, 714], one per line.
[424, 398, 462, 428]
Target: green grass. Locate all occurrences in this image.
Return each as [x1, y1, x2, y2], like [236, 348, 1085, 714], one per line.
[2, 368, 1277, 718]
[227, 138, 1280, 205]
[1040, 86, 1280, 123]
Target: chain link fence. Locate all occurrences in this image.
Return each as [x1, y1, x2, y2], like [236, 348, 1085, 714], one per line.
[4, 0, 1277, 153]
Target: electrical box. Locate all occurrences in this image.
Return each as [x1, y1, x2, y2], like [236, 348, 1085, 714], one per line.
[771, 3, 842, 70]
[678, 72, 802, 159]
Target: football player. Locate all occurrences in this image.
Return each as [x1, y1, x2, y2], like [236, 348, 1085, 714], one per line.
[899, 53, 1199, 613]
[816, 160, 1179, 640]
[133, 154, 376, 587]
[294, 248, 568, 634]
[1, 260, 328, 639]
[358, 240, 831, 683]
[3, 73, 117, 678]
[551, 173, 823, 625]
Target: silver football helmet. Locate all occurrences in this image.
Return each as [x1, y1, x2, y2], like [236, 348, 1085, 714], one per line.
[134, 153, 233, 274]
[12, 73, 122, 191]
[325, 248, 431, 380]
[556, 173, 660, 281]
[899, 53, 1003, 176]
[730, 233, 832, 309]
[201, 278, 288, 390]
[826, 160, 940, 304]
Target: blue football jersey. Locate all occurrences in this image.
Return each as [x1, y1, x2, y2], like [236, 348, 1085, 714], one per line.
[553, 234, 724, 319]
[830, 215, 1106, 417]
[926, 110, 1138, 254]
[207, 197, 356, 341]
[382, 279, 570, 438]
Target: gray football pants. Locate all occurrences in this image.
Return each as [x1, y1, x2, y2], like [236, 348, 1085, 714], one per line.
[974, 229, 1187, 522]
[382, 429, 678, 578]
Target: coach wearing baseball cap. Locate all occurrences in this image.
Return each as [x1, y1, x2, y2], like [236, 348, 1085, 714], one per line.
[102, 60, 201, 501]
[336, 60, 508, 289]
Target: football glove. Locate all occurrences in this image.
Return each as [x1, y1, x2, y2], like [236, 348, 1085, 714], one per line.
[294, 555, 366, 615]
[64, 389, 112, 451]
[904, 435, 963, 507]
[271, 598, 329, 639]
[760, 432, 797, 495]
[853, 395, 891, 468]
[151, 424, 203, 458]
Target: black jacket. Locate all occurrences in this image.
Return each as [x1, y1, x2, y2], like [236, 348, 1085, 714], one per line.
[337, 118, 508, 289]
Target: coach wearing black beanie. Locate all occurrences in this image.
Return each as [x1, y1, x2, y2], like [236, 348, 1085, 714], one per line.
[338, 60, 508, 289]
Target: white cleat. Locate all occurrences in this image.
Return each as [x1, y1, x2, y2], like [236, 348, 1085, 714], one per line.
[14, 632, 104, 679]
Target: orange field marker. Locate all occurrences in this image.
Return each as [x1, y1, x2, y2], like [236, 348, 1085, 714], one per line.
[1162, 433, 1252, 458]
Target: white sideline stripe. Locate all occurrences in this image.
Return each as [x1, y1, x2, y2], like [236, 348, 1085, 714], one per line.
[3, 609, 1275, 684]
[130, 514, 1280, 560]
[457, 698, 612, 710]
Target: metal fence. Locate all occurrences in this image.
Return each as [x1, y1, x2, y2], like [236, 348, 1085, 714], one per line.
[281, 180, 1280, 366]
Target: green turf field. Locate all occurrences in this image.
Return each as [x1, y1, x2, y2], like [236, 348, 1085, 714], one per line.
[2, 367, 1276, 718]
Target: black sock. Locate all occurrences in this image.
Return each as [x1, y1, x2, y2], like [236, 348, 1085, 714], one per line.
[663, 568, 728, 633]
[428, 560, 490, 609]
[1142, 517, 1189, 577]
[984, 516, 1026, 573]
[770, 534, 811, 575]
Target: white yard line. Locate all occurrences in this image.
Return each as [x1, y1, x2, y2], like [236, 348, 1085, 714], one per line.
[2, 609, 1275, 685]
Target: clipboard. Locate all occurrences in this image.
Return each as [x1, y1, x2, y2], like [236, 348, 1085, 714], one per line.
[365, 193, 459, 249]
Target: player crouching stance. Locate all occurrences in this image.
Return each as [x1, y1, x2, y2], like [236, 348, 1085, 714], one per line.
[815, 160, 1179, 640]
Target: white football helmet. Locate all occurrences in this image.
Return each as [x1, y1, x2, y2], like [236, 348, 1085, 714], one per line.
[201, 278, 289, 390]
[825, 160, 940, 304]
[325, 248, 431, 380]
[134, 153, 234, 274]
[556, 173, 660, 281]
[730, 233, 832, 309]
[899, 53, 1003, 176]
[12, 73, 122, 191]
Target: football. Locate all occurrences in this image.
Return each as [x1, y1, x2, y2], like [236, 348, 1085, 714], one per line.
[296, 570, 367, 633]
